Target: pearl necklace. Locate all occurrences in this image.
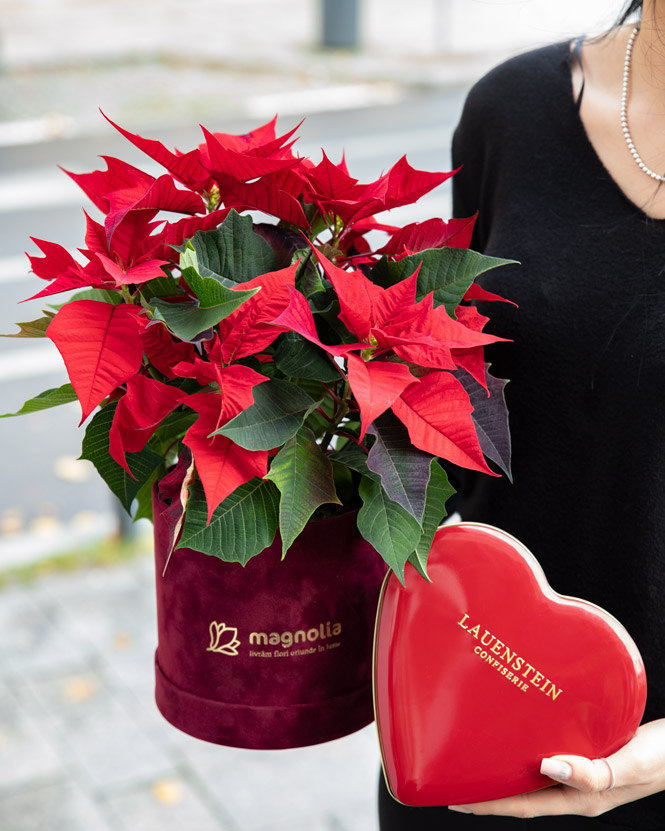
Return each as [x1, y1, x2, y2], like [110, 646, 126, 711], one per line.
[621, 24, 665, 182]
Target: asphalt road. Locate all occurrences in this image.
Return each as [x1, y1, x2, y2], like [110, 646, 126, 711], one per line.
[0, 86, 467, 550]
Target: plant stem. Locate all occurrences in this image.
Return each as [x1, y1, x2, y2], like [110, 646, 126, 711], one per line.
[318, 378, 352, 451]
[321, 382, 340, 405]
[316, 406, 335, 423]
[319, 428, 336, 453]
[335, 431, 369, 454]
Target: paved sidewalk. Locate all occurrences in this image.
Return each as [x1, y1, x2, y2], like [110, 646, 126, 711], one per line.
[0, 550, 381, 831]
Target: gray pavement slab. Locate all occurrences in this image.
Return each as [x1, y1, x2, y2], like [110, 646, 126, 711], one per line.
[0, 680, 62, 793]
[104, 776, 231, 831]
[255, 817, 345, 831]
[20, 667, 178, 792]
[180, 728, 380, 831]
[105, 654, 196, 756]
[32, 554, 158, 655]
[0, 779, 114, 831]
[0, 583, 94, 678]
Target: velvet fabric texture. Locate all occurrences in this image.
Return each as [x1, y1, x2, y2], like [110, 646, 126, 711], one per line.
[152, 486, 387, 749]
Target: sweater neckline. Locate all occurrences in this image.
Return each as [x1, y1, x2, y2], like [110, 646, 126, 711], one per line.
[561, 39, 665, 225]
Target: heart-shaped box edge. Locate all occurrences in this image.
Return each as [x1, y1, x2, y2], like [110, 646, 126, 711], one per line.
[372, 521, 648, 807]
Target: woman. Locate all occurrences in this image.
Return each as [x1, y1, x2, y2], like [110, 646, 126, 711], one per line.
[378, 0, 665, 827]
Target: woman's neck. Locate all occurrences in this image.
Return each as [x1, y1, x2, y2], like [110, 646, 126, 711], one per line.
[631, 1, 665, 94]
[571, 12, 665, 218]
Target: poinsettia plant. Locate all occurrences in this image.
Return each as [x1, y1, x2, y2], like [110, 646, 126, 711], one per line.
[1, 114, 514, 580]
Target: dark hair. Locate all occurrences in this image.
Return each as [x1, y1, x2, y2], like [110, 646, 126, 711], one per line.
[615, 1, 643, 26]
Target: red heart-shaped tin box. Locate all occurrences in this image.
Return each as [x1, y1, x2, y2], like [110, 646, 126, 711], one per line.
[373, 522, 647, 806]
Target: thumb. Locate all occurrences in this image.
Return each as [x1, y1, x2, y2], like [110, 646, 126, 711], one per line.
[540, 755, 615, 793]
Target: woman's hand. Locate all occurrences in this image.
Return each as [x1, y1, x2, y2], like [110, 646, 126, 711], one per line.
[449, 719, 665, 818]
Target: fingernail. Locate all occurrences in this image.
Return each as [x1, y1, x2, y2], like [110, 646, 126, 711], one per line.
[541, 758, 573, 781]
[448, 805, 473, 813]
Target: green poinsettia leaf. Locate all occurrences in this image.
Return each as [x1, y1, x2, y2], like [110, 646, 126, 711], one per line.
[408, 460, 456, 580]
[80, 402, 164, 513]
[253, 223, 305, 269]
[301, 267, 327, 298]
[309, 286, 336, 315]
[149, 298, 214, 341]
[139, 275, 184, 301]
[292, 248, 326, 297]
[175, 209, 276, 284]
[357, 475, 422, 582]
[178, 477, 279, 565]
[301, 385, 336, 438]
[182, 266, 260, 311]
[273, 332, 341, 382]
[0, 312, 55, 338]
[455, 365, 512, 481]
[328, 446, 377, 481]
[417, 249, 517, 315]
[215, 378, 316, 450]
[369, 248, 516, 316]
[179, 245, 237, 290]
[131, 466, 165, 522]
[149, 410, 197, 458]
[0, 383, 78, 417]
[149, 277, 255, 341]
[366, 412, 433, 525]
[265, 427, 341, 556]
[239, 354, 280, 379]
[47, 288, 124, 310]
[331, 462, 355, 504]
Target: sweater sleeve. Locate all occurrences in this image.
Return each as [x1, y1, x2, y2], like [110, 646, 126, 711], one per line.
[451, 78, 492, 252]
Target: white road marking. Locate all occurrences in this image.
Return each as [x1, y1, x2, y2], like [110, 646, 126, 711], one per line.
[0, 115, 79, 148]
[0, 168, 84, 212]
[245, 83, 403, 119]
[0, 343, 66, 384]
[0, 255, 31, 284]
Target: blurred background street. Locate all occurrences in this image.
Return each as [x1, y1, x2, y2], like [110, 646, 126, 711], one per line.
[0, 1, 627, 829]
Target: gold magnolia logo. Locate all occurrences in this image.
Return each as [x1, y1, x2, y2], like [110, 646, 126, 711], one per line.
[207, 622, 241, 655]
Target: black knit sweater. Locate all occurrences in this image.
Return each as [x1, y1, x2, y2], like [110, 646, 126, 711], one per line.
[379, 40, 665, 831]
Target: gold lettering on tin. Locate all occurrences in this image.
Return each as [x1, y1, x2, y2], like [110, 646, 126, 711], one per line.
[462, 614, 562, 702]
